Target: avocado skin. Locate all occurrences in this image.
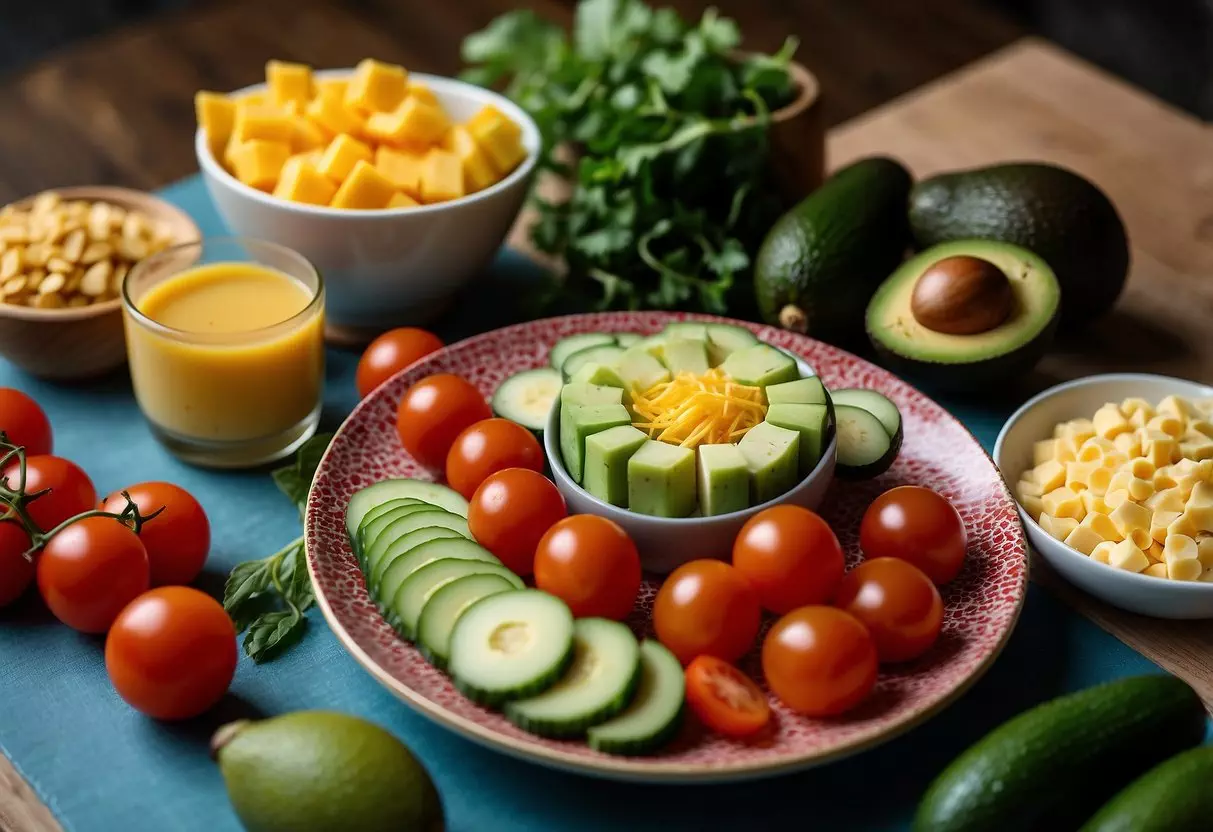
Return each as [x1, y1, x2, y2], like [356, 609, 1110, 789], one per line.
[913, 675, 1207, 832]
[1081, 746, 1213, 832]
[909, 162, 1128, 328]
[755, 157, 913, 345]
[867, 321, 1056, 391]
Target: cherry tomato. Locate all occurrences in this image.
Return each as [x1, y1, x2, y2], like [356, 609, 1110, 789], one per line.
[0, 520, 33, 607]
[684, 655, 771, 738]
[37, 517, 150, 633]
[0, 388, 51, 456]
[653, 559, 760, 665]
[859, 486, 967, 584]
[4, 455, 97, 533]
[834, 558, 944, 663]
[356, 328, 444, 399]
[446, 418, 544, 500]
[396, 374, 492, 470]
[468, 468, 567, 575]
[762, 606, 878, 717]
[102, 482, 210, 587]
[732, 505, 845, 614]
[534, 515, 641, 620]
[106, 586, 237, 720]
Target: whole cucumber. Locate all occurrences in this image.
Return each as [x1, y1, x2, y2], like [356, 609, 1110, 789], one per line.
[1081, 746, 1213, 832]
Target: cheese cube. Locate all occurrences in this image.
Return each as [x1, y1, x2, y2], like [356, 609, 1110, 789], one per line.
[290, 116, 330, 152]
[1106, 470, 1132, 495]
[1203, 567, 1213, 583]
[305, 95, 366, 138]
[1164, 532, 1199, 560]
[330, 160, 398, 210]
[387, 191, 419, 209]
[345, 59, 408, 113]
[368, 98, 451, 146]
[315, 78, 348, 104]
[1080, 491, 1111, 517]
[1021, 493, 1043, 519]
[1187, 419, 1213, 439]
[1100, 452, 1129, 471]
[1122, 457, 1155, 480]
[1179, 435, 1213, 461]
[1030, 460, 1066, 492]
[1169, 513, 1199, 539]
[1197, 535, 1213, 568]
[1105, 490, 1131, 510]
[1034, 439, 1061, 465]
[1113, 431, 1142, 459]
[1150, 510, 1182, 543]
[1148, 539, 1166, 562]
[317, 134, 373, 182]
[1038, 513, 1079, 542]
[195, 91, 236, 155]
[1164, 534, 1202, 580]
[1063, 525, 1105, 556]
[273, 159, 337, 206]
[1157, 395, 1195, 421]
[233, 104, 295, 144]
[374, 146, 425, 199]
[420, 149, 464, 203]
[1142, 431, 1177, 468]
[1144, 562, 1169, 579]
[1120, 397, 1154, 419]
[1091, 541, 1115, 564]
[1017, 479, 1043, 499]
[1054, 441, 1077, 464]
[1147, 414, 1184, 438]
[1127, 476, 1155, 503]
[1064, 460, 1099, 492]
[1183, 481, 1213, 532]
[1110, 501, 1151, 543]
[406, 81, 438, 105]
[1128, 409, 1150, 429]
[1041, 487, 1085, 520]
[1080, 435, 1116, 461]
[267, 60, 313, 107]
[443, 126, 499, 192]
[466, 105, 526, 173]
[229, 140, 291, 190]
[1093, 405, 1131, 440]
[1087, 466, 1113, 496]
[1108, 539, 1149, 573]
[1081, 510, 1121, 542]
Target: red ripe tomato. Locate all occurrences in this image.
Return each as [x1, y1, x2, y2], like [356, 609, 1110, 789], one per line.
[356, 328, 444, 399]
[5, 455, 96, 533]
[468, 468, 567, 576]
[684, 655, 771, 738]
[446, 418, 544, 500]
[102, 482, 210, 587]
[396, 374, 492, 470]
[533, 515, 641, 620]
[834, 558, 944, 663]
[37, 517, 150, 633]
[762, 606, 878, 717]
[0, 520, 34, 607]
[732, 505, 845, 614]
[652, 559, 760, 665]
[860, 486, 967, 584]
[106, 586, 237, 720]
[0, 388, 52, 455]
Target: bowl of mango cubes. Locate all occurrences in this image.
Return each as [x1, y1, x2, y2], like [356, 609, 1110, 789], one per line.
[195, 59, 540, 337]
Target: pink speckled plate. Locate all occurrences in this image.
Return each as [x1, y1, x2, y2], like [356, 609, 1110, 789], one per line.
[304, 312, 1028, 783]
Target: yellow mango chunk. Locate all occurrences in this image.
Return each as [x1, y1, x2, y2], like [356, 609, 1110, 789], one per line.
[374, 146, 425, 198]
[195, 91, 236, 155]
[315, 78, 348, 103]
[1108, 539, 1149, 573]
[1038, 513, 1078, 542]
[406, 82, 438, 106]
[368, 98, 451, 147]
[345, 59, 408, 113]
[330, 160, 398, 210]
[306, 95, 366, 139]
[420, 149, 465, 203]
[290, 116, 330, 153]
[466, 105, 526, 173]
[317, 134, 373, 183]
[1063, 525, 1104, 556]
[387, 191, 419, 209]
[229, 140, 291, 190]
[1081, 510, 1121, 542]
[1144, 562, 1168, 579]
[267, 60, 313, 107]
[233, 104, 295, 145]
[443, 126, 499, 192]
[236, 91, 267, 107]
[273, 159, 337, 206]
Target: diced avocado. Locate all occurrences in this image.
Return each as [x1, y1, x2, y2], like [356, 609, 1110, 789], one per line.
[696, 444, 750, 516]
[738, 421, 800, 503]
[706, 324, 758, 365]
[561, 382, 623, 407]
[559, 403, 632, 483]
[627, 440, 696, 518]
[765, 403, 829, 474]
[583, 425, 648, 507]
[634, 334, 668, 357]
[660, 338, 710, 376]
[661, 322, 708, 341]
[719, 344, 799, 388]
[617, 347, 670, 393]
[570, 362, 626, 389]
[765, 376, 827, 406]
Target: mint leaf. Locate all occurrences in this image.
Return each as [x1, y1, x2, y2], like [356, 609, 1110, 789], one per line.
[271, 432, 333, 514]
[243, 609, 305, 664]
[223, 559, 272, 618]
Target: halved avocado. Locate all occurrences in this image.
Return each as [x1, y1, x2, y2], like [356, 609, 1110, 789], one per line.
[865, 240, 1059, 388]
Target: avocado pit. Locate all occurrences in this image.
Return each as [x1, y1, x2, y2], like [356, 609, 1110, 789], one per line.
[910, 255, 1014, 336]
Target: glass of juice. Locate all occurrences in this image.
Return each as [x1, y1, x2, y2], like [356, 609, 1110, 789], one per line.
[122, 237, 325, 468]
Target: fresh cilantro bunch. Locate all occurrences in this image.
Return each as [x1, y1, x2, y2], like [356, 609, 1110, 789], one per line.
[462, 0, 797, 314]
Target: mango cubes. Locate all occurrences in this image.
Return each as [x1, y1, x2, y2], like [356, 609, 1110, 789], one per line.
[195, 58, 527, 210]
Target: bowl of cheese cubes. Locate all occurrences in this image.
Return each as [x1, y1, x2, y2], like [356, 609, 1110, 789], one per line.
[994, 373, 1213, 618]
[195, 59, 540, 338]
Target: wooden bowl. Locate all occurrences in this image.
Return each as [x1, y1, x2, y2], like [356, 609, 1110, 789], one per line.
[770, 60, 824, 201]
[0, 187, 200, 381]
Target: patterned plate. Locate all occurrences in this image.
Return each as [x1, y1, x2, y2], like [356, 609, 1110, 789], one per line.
[304, 312, 1028, 783]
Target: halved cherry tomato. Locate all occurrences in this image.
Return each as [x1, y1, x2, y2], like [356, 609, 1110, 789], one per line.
[0, 388, 51, 456]
[396, 374, 492, 470]
[356, 328, 443, 399]
[37, 517, 150, 633]
[859, 486, 967, 584]
[685, 655, 771, 739]
[762, 606, 878, 717]
[446, 418, 544, 500]
[653, 559, 760, 665]
[534, 515, 641, 620]
[102, 482, 210, 587]
[0, 520, 33, 607]
[732, 505, 845, 614]
[834, 558, 944, 663]
[468, 468, 567, 576]
[4, 455, 96, 532]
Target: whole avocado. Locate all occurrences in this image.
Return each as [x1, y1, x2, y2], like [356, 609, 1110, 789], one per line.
[1081, 746, 1213, 832]
[909, 162, 1129, 327]
[754, 157, 913, 345]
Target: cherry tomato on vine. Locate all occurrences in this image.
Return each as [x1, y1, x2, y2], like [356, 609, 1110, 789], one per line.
[0, 520, 34, 607]
[684, 655, 771, 738]
[396, 374, 492, 470]
[732, 505, 845, 614]
[468, 468, 566, 576]
[653, 559, 760, 665]
[534, 515, 641, 620]
[4, 455, 96, 532]
[446, 418, 544, 500]
[834, 558, 944, 663]
[37, 517, 149, 633]
[859, 486, 967, 584]
[762, 606, 878, 717]
[356, 328, 444, 399]
[102, 482, 210, 587]
[0, 388, 51, 456]
[106, 586, 237, 720]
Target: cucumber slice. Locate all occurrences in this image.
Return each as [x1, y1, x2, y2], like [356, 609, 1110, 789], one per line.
[448, 590, 575, 706]
[364, 510, 471, 584]
[358, 502, 444, 561]
[346, 480, 468, 541]
[613, 333, 642, 348]
[549, 333, 616, 370]
[491, 367, 562, 432]
[830, 388, 902, 441]
[375, 535, 498, 607]
[834, 404, 900, 480]
[633, 334, 668, 357]
[588, 640, 685, 756]
[561, 344, 625, 382]
[706, 324, 758, 365]
[504, 618, 641, 739]
[370, 528, 482, 598]
[661, 322, 708, 341]
[352, 497, 430, 565]
[416, 573, 518, 667]
[391, 558, 524, 640]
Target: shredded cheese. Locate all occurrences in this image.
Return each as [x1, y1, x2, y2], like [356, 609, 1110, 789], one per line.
[630, 368, 767, 448]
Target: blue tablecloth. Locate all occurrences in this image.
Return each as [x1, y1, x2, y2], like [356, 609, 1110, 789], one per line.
[0, 177, 1187, 832]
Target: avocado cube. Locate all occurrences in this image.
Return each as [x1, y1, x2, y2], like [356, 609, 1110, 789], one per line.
[561, 382, 623, 407]
[738, 421, 800, 503]
[661, 322, 708, 341]
[559, 402, 632, 483]
[719, 344, 799, 388]
[617, 347, 670, 393]
[628, 440, 696, 517]
[660, 337, 710, 376]
[569, 362, 626, 389]
[766, 403, 829, 474]
[583, 425, 648, 507]
[765, 376, 827, 406]
[697, 444, 750, 516]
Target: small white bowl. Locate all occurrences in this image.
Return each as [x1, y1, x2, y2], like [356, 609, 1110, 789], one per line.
[994, 373, 1213, 619]
[196, 70, 541, 338]
[544, 359, 838, 574]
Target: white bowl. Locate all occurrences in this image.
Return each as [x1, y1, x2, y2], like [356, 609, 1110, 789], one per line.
[196, 70, 541, 335]
[993, 373, 1213, 618]
[544, 359, 838, 574]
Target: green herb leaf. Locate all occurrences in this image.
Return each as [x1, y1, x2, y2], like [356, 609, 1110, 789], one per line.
[243, 608, 306, 664]
[271, 432, 333, 515]
[223, 558, 273, 618]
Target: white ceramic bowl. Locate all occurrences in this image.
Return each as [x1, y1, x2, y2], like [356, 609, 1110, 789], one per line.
[196, 70, 541, 335]
[544, 359, 838, 574]
[994, 373, 1213, 618]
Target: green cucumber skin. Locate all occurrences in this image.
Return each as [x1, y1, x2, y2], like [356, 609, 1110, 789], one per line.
[587, 703, 685, 756]
[914, 676, 1207, 832]
[1080, 746, 1213, 832]
[453, 644, 575, 708]
[504, 656, 643, 740]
